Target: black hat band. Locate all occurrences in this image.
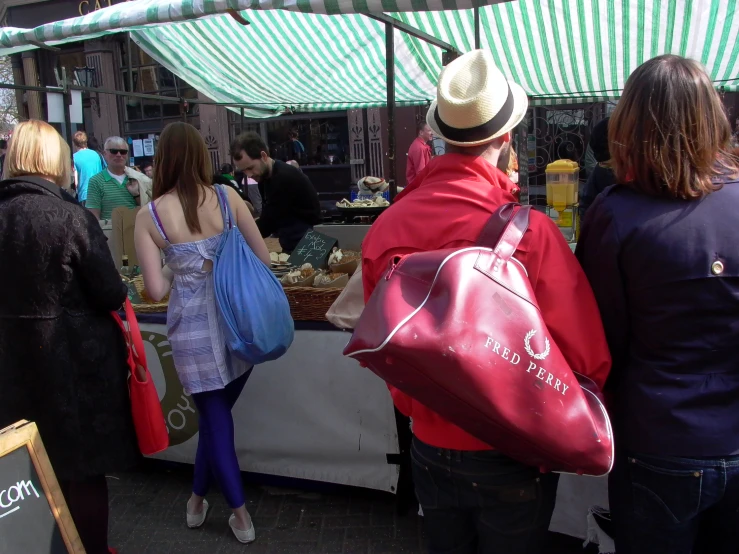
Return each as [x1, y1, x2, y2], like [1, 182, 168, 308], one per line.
[433, 83, 514, 143]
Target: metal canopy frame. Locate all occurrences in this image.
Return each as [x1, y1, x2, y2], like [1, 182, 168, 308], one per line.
[366, 13, 461, 57]
[368, 12, 464, 200]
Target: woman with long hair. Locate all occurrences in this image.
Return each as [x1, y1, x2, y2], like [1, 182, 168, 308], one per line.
[135, 122, 270, 543]
[577, 55, 739, 553]
[0, 121, 139, 554]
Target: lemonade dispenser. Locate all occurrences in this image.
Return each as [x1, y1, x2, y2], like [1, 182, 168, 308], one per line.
[545, 159, 580, 242]
[545, 160, 579, 209]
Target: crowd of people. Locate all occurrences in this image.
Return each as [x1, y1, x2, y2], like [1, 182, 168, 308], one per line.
[64, 128, 321, 253]
[0, 49, 737, 554]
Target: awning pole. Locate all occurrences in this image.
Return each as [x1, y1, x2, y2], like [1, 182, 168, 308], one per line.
[368, 13, 461, 55]
[240, 106, 245, 135]
[62, 69, 73, 151]
[126, 33, 134, 95]
[386, 21, 397, 201]
[474, 7, 481, 49]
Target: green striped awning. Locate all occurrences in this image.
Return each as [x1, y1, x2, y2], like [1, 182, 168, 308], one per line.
[0, 0, 509, 51]
[134, 0, 739, 116]
[397, 0, 739, 101]
[1, 0, 737, 115]
[130, 10, 437, 117]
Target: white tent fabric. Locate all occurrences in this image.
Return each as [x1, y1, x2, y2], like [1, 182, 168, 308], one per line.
[0, 0, 509, 50]
[130, 10, 436, 118]
[396, 0, 739, 102]
[0, 0, 737, 114]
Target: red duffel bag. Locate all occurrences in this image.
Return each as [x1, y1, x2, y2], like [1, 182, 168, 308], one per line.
[343, 203, 613, 476]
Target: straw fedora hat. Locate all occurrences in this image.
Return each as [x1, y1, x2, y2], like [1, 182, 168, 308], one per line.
[427, 49, 529, 147]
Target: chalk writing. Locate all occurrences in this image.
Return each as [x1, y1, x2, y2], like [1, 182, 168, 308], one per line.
[288, 230, 337, 270]
[0, 480, 40, 519]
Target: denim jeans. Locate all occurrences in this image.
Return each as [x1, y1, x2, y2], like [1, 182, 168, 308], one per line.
[411, 437, 559, 554]
[609, 450, 739, 554]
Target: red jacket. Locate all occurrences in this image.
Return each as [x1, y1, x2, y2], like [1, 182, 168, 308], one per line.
[362, 153, 611, 451]
[406, 137, 432, 184]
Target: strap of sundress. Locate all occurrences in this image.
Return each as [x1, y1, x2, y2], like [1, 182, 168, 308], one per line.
[148, 201, 170, 243]
[215, 184, 234, 231]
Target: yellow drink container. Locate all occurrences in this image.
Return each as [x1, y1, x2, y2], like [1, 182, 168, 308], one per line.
[545, 160, 579, 211]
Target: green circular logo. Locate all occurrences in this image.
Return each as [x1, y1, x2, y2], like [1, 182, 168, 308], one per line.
[144, 331, 200, 447]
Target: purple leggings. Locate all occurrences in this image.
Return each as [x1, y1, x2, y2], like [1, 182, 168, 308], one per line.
[191, 369, 251, 508]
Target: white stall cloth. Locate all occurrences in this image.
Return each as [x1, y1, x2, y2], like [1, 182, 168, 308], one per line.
[141, 325, 401, 492]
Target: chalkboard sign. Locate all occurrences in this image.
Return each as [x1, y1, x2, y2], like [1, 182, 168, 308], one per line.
[288, 230, 338, 270]
[0, 421, 83, 554]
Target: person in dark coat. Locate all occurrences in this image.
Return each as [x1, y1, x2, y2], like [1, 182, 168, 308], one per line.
[578, 117, 615, 219]
[0, 121, 139, 554]
[577, 55, 739, 554]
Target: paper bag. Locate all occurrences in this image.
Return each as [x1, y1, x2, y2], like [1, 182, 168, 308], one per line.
[326, 267, 364, 330]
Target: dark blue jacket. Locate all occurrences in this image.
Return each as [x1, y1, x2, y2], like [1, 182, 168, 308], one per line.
[576, 180, 739, 457]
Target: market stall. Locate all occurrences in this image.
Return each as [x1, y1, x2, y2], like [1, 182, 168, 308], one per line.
[120, 231, 404, 491]
[5, 0, 739, 547]
[136, 314, 399, 492]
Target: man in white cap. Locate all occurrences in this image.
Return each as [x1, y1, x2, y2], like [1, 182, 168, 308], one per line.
[361, 50, 610, 552]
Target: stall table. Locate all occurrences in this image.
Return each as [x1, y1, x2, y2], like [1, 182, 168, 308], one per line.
[134, 312, 400, 493]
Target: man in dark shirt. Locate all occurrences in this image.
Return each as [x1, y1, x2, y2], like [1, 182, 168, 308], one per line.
[230, 132, 321, 253]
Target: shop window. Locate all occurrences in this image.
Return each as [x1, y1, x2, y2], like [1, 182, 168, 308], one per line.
[226, 114, 350, 166]
[142, 99, 161, 119]
[162, 101, 180, 118]
[125, 98, 142, 121]
[57, 51, 86, 84]
[228, 111, 260, 142]
[137, 50, 157, 66]
[266, 116, 349, 166]
[119, 41, 199, 129]
[158, 66, 176, 89]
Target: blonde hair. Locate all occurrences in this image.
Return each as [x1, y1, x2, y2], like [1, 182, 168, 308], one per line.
[73, 130, 88, 148]
[4, 120, 71, 187]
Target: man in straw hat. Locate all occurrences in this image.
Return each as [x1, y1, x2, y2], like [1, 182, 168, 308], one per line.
[360, 50, 611, 552]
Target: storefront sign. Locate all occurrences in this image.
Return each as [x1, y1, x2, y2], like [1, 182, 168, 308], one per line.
[79, 0, 130, 16]
[132, 139, 144, 158]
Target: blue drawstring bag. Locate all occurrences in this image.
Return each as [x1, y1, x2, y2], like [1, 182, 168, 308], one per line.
[213, 185, 294, 364]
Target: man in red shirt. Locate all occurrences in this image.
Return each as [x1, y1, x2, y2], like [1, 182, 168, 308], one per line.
[406, 121, 433, 184]
[362, 50, 611, 553]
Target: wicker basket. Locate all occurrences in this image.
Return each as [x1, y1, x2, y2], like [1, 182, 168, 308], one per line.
[284, 286, 343, 321]
[128, 276, 340, 321]
[130, 275, 169, 314]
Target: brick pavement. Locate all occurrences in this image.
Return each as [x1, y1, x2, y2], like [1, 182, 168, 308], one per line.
[107, 463, 594, 554]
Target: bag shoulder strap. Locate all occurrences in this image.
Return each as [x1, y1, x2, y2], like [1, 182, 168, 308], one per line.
[473, 205, 531, 278]
[214, 184, 234, 231]
[124, 298, 148, 366]
[492, 205, 531, 261]
[477, 202, 519, 247]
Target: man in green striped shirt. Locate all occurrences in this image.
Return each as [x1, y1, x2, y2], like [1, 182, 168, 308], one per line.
[86, 136, 140, 220]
